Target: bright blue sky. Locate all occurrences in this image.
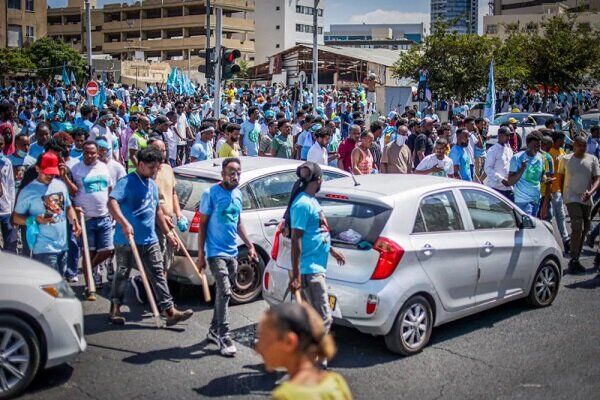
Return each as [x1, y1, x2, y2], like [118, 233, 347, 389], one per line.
[48, 0, 491, 33]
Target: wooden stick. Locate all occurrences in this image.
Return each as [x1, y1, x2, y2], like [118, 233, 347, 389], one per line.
[128, 235, 161, 328]
[171, 230, 211, 302]
[79, 213, 96, 293]
[288, 270, 302, 304]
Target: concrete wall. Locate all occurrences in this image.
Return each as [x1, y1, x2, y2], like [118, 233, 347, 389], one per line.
[1, 0, 47, 48]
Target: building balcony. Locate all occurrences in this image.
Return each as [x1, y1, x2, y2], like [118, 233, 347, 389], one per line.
[103, 0, 254, 12]
[102, 15, 253, 33]
[47, 22, 82, 35]
[102, 36, 254, 54]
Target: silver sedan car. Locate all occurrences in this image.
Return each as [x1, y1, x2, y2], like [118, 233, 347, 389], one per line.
[0, 253, 86, 398]
[170, 157, 349, 304]
[263, 174, 563, 355]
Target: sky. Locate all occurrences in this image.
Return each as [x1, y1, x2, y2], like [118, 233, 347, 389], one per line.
[47, 0, 492, 34]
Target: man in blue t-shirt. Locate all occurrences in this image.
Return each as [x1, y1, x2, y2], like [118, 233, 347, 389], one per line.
[449, 128, 473, 181]
[108, 147, 192, 327]
[196, 157, 257, 357]
[508, 131, 546, 216]
[13, 152, 82, 273]
[288, 162, 345, 340]
[240, 106, 261, 157]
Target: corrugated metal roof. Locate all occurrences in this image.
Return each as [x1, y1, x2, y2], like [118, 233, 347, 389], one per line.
[312, 45, 403, 67]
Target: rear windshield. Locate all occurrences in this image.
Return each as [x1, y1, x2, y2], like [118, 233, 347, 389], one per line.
[175, 174, 219, 212]
[318, 199, 392, 250]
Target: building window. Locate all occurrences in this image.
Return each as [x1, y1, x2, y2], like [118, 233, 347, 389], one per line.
[275, 6, 280, 10]
[318, 8, 323, 16]
[7, 25, 23, 47]
[275, 44, 280, 48]
[296, 24, 302, 32]
[318, 27, 322, 34]
[276, 25, 280, 30]
[486, 25, 497, 34]
[25, 0, 34, 12]
[7, 0, 21, 10]
[26, 26, 35, 40]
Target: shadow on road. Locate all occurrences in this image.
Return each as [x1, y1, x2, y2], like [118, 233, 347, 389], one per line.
[23, 364, 74, 396]
[564, 275, 600, 290]
[193, 363, 277, 398]
[117, 339, 221, 365]
[83, 312, 186, 335]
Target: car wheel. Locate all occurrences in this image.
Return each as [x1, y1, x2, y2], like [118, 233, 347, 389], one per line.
[0, 315, 41, 400]
[527, 259, 560, 307]
[230, 247, 265, 305]
[384, 295, 433, 356]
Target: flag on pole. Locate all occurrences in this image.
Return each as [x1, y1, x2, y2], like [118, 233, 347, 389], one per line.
[93, 82, 106, 108]
[484, 60, 496, 121]
[62, 64, 71, 86]
[70, 71, 77, 86]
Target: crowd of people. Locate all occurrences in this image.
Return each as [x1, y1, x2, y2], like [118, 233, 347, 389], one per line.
[1, 77, 600, 399]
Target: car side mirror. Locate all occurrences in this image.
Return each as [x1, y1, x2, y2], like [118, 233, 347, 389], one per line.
[519, 214, 535, 229]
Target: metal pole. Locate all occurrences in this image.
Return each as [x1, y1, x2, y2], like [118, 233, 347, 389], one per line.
[205, 0, 211, 89]
[84, 0, 93, 102]
[312, 0, 319, 113]
[213, 7, 222, 117]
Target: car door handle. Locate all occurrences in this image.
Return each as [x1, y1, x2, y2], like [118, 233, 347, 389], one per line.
[421, 244, 435, 256]
[264, 219, 280, 227]
[482, 241, 494, 253]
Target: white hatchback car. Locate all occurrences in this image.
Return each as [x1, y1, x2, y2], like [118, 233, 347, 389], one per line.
[0, 253, 86, 399]
[263, 175, 563, 355]
[487, 112, 555, 149]
[170, 157, 349, 304]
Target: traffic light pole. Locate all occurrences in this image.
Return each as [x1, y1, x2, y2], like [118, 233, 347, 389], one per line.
[205, 0, 211, 86]
[312, 0, 319, 113]
[213, 7, 222, 118]
[84, 0, 93, 102]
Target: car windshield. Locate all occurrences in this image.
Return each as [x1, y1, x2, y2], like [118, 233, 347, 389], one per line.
[582, 113, 600, 130]
[175, 174, 219, 212]
[318, 198, 392, 250]
[531, 115, 553, 125]
[492, 113, 529, 126]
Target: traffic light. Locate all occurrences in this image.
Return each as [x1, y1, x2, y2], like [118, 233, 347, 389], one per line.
[197, 48, 216, 79]
[221, 48, 241, 80]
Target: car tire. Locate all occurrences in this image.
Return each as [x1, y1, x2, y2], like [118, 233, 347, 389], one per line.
[0, 315, 42, 400]
[230, 247, 265, 305]
[527, 259, 560, 308]
[384, 295, 433, 356]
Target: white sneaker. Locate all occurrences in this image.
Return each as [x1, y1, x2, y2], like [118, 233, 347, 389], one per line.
[219, 336, 237, 357]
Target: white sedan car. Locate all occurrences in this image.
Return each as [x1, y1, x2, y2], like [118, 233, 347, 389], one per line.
[170, 157, 350, 304]
[0, 253, 86, 398]
[487, 112, 555, 149]
[263, 175, 563, 355]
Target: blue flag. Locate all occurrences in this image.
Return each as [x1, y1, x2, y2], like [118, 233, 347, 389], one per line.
[70, 71, 77, 86]
[484, 60, 496, 121]
[62, 64, 71, 86]
[93, 82, 106, 108]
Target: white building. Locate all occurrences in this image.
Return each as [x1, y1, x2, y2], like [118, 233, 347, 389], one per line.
[253, 0, 325, 64]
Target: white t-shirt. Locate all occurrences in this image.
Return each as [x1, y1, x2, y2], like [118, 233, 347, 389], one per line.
[415, 154, 454, 177]
[71, 161, 112, 218]
[176, 113, 188, 145]
[306, 142, 328, 165]
[215, 137, 227, 154]
[164, 128, 179, 161]
[105, 159, 126, 186]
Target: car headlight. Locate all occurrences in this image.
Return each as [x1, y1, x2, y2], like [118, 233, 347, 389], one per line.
[41, 281, 76, 299]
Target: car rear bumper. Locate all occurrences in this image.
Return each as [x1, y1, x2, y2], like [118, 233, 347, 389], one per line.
[263, 261, 404, 336]
[40, 298, 87, 368]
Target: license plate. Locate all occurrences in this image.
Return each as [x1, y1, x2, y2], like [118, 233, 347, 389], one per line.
[328, 295, 337, 311]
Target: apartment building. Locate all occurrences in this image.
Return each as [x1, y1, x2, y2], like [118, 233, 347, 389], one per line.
[431, 0, 479, 34]
[0, 0, 47, 48]
[324, 23, 426, 50]
[253, 0, 325, 64]
[46, 0, 255, 71]
[485, 1, 600, 39]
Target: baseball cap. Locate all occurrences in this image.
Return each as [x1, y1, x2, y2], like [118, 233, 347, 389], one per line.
[39, 152, 60, 176]
[96, 139, 111, 150]
[507, 117, 518, 124]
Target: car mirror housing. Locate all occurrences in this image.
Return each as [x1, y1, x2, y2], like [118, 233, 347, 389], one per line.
[520, 214, 535, 229]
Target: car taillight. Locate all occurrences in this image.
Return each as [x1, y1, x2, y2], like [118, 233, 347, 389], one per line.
[189, 211, 201, 233]
[264, 272, 270, 290]
[271, 222, 284, 260]
[371, 237, 404, 280]
[366, 294, 378, 315]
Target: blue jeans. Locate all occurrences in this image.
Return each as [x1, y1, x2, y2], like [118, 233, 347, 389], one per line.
[516, 201, 539, 217]
[33, 251, 68, 275]
[0, 214, 17, 253]
[65, 223, 79, 279]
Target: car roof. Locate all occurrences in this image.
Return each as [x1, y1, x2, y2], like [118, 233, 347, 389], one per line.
[173, 157, 349, 183]
[318, 174, 481, 205]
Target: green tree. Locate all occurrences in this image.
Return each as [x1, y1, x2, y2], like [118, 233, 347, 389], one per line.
[0, 48, 36, 76]
[24, 37, 87, 80]
[236, 59, 250, 79]
[392, 25, 499, 101]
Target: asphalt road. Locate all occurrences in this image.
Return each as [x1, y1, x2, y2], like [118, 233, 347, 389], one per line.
[20, 254, 600, 400]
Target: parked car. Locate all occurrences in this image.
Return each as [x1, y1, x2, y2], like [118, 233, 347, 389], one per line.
[263, 174, 562, 355]
[170, 157, 350, 304]
[0, 253, 86, 399]
[581, 112, 600, 133]
[487, 112, 555, 148]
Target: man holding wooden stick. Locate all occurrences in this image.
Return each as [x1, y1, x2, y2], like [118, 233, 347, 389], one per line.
[108, 147, 193, 326]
